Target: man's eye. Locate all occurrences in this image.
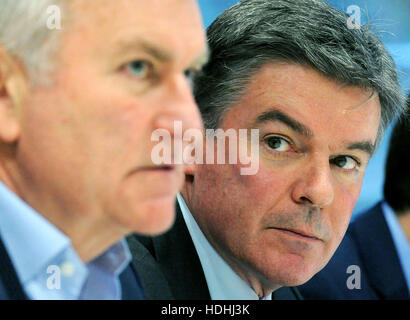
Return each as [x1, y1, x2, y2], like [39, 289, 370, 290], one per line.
[331, 156, 359, 170]
[126, 60, 152, 79]
[184, 68, 198, 86]
[265, 136, 291, 152]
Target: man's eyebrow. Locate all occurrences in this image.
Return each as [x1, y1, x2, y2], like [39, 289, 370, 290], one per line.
[255, 109, 375, 156]
[115, 38, 210, 69]
[347, 141, 375, 157]
[131, 39, 174, 62]
[255, 109, 314, 138]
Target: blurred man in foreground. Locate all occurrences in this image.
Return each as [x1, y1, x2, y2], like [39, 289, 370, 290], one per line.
[0, 0, 207, 299]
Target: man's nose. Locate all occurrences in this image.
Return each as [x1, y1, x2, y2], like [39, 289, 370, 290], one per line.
[153, 73, 203, 137]
[291, 159, 335, 209]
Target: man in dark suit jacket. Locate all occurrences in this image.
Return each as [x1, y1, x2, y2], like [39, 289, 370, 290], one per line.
[298, 203, 409, 299]
[298, 116, 410, 300]
[128, 0, 404, 300]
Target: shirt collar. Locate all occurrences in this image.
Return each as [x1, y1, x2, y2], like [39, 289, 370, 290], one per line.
[0, 181, 132, 299]
[381, 201, 410, 293]
[78, 238, 132, 300]
[177, 193, 270, 300]
[0, 181, 75, 284]
[88, 238, 132, 276]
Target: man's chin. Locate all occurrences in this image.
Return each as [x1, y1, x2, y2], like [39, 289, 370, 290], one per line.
[279, 262, 325, 287]
[120, 194, 178, 236]
[256, 253, 322, 288]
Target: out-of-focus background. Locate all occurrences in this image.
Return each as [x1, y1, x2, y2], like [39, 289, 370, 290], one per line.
[197, 0, 410, 218]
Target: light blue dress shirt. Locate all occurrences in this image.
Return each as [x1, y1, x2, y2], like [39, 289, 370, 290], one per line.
[177, 193, 271, 300]
[0, 181, 131, 300]
[382, 201, 410, 294]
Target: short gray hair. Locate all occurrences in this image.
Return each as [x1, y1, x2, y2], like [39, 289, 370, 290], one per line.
[194, 0, 406, 146]
[0, 0, 67, 85]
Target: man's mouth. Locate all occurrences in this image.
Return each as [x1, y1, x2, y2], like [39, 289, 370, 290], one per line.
[126, 165, 179, 179]
[149, 165, 174, 171]
[138, 165, 175, 172]
[270, 227, 323, 242]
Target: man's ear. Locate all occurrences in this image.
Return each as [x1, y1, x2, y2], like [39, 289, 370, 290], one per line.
[0, 44, 28, 143]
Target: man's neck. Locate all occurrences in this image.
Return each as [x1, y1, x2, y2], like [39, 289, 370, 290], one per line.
[0, 162, 129, 263]
[219, 251, 279, 298]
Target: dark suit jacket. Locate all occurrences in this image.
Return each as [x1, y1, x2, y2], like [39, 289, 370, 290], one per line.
[298, 202, 409, 300]
[0, 233, 145, 300]
[127, 202, 302, 300]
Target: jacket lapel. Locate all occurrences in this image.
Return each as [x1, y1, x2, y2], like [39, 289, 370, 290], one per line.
[126, 201, 211, 300]
[272, 287, 303, 300]
[151, 203, 211, 299]
[119, 263, 145, 300]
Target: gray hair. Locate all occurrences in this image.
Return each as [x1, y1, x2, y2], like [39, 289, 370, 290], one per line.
[194, 0, 406, 146]
[0, 0, 67, 85]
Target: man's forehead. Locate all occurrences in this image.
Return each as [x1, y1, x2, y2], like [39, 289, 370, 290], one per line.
[229, 63, 380, 124]
[63, 0, 206, 66]
[109, 35, 209, 63]
[68, 0, 203, 35]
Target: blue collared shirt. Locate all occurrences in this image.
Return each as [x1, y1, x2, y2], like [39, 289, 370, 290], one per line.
[382, 201, 410, 294]
[0, 181, 131, 300]
[177, 194, 271, 300]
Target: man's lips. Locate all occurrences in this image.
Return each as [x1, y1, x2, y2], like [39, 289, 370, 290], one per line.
[138, 165, 175, 171]
[270, 227, 323, 241]
[126, 165, 179, 177]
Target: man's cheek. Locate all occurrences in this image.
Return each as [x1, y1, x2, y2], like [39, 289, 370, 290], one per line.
[328, 201, 355, 248]
[239, 169, 287, 202]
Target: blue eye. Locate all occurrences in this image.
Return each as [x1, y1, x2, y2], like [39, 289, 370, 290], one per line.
[126, 60, 151, 78]
[184, 69, 198, 86]
[265, 136, 291, 152]
[331, 156, 359, 170]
